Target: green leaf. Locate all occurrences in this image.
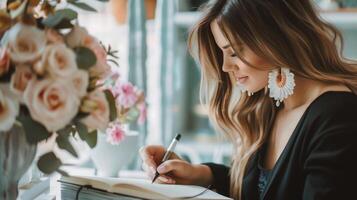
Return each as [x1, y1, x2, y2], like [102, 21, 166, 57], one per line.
[87, 129, 98, 148]
[75, 122, 97, 148]
[56, 9, 78, 20]
[57, 169, 69, 177]
[68, 2, 97, 12]
[126, 107, 140, 122]
[75, 122, 88, 141]
[74, 111, 90, 120]
[74, 47, 97, 69]
[17, 111, 52, 144]
[56, 133, 78, 158]
[37, 152, 62, 174]
[42, 9, 78, 28]
[42, 15, 62, 28]
[57, 125, 74, 136]
[53, 19, 74, 29]
[104, 89, 117, 121]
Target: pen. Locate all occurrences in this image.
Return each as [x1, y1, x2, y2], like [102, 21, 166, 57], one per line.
[151, 133, 181, 183]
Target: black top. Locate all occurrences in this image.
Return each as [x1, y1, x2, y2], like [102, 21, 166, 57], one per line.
[203, 91, 357, 200]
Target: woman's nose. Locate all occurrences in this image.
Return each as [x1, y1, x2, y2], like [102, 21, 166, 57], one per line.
[222, 58, 237, 73]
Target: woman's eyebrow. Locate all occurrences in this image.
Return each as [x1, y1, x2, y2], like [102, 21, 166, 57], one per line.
[222, 42, 243, 50]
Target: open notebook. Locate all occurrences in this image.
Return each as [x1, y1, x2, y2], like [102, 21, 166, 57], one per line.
[60, 175, 232, 200]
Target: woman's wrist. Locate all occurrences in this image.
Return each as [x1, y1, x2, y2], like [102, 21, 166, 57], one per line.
[192, 164, 214, 187]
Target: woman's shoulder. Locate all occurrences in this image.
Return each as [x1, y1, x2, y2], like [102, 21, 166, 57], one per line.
[302, 91, 357, 159]
[308, 91, 357, 117]
[306, 90, 357, 132]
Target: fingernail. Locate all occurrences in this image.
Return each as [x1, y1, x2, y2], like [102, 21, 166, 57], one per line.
[157, 165, 165, 173]
[158, 176, 169, 182]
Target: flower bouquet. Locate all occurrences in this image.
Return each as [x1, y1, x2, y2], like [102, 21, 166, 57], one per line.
[0, 0, 146, 184]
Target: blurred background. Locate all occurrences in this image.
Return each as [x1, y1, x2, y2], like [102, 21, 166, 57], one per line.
[5, 0, 356, 198]
[70, 0, 357, 168]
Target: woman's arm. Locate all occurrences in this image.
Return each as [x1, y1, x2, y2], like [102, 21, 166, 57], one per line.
[202, 163, 231, 196]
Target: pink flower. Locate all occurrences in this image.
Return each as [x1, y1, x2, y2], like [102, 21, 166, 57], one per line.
[137, 103, 147, 125]
[106, 123, 126, 145]
[114, 82, 138, 108]
[109, 72, 120, 82]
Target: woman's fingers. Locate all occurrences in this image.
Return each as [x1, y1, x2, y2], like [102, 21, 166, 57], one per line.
[141, 162, 156, 178]
[157, 159, 187, 175]
[142, 163, 175, 184]
[139, 147, 159, 167]
[139, 145, 186, 184]
[139, 146, 166, 165]
[155, 174, 176, 184]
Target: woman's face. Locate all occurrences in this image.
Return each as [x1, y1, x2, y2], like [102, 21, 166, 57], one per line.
[210, 21, 272, 93]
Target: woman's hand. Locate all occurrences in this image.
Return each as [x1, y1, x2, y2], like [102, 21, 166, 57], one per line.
[139, 145, 213, 187]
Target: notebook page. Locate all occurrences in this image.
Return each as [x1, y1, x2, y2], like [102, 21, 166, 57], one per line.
[112, 179, 232, 200]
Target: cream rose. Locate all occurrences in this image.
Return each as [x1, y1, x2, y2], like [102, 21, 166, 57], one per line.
[10, 65, 35, 98]
[6, 23, 46, 63]
[80, 90, 110, 131]
[71, 69, 89, 98]
[84, 36, 111, 79]
[0, 47, 10, 76]
[23, 79, 80, 132]
[66, 25, 110, 79]
[0, 87, 19, 132]
[45, 29, 64, 44]
[42, 44, 77, 78]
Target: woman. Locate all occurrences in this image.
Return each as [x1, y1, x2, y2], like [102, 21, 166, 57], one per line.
[140, 0, 357, 199]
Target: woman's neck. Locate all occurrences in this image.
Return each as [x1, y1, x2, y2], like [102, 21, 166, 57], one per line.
[282, 76, 348, 111]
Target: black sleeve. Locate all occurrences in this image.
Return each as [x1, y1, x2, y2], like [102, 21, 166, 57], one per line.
[202, 162, 230, 196]
[302, 101, 357, 200]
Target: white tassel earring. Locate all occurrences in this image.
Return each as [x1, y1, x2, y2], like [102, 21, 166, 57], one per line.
[268, 67, 295, 107]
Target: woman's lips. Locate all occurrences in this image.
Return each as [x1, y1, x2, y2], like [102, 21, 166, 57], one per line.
[236, 76, 248, 84]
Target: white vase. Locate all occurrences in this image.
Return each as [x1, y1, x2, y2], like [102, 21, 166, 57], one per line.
[0, 125, 36, 200]
[90, 131, 140, 177]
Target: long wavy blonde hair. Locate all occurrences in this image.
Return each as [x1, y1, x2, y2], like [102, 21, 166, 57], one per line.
[188, 0, 357, 199]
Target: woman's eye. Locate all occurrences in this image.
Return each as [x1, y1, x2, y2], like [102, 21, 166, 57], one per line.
[230, 47, 243, 57]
